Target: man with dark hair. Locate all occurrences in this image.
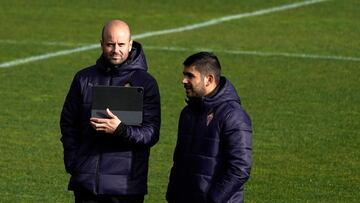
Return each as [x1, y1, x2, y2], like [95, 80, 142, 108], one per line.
[60, 20, 161, 203]
[166, 52, 252, 203]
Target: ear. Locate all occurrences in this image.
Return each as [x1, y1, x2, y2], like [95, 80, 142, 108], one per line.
[129, 40, 133, 52]
[100, 40, 104, 48]
[205, 74, 215, 86]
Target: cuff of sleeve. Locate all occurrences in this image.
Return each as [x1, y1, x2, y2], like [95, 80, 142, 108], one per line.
[114, 122, 128, 136]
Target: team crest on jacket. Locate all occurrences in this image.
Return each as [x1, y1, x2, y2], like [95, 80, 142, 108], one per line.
[207, 112, 214, 126]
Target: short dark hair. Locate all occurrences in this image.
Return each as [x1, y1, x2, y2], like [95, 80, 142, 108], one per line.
[183, 52, 221, 84]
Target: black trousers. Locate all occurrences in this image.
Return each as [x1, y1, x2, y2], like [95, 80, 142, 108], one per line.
[74, 190, 144, 203]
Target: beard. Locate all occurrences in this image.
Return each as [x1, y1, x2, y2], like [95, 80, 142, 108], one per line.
[184, 82, 206, 98]
[107, 54, 127, 65]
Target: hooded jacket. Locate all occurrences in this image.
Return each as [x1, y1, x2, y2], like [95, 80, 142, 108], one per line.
[166, 77, 252, 203]
[60, 41, 161, 195]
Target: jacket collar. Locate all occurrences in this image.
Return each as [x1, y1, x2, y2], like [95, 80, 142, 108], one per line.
[186, 77, 241, 111]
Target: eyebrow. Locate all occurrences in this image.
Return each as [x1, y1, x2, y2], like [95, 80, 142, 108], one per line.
[183, 71, 194, 77]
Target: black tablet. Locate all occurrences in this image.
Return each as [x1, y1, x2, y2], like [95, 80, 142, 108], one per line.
[91, 85, 143, 125]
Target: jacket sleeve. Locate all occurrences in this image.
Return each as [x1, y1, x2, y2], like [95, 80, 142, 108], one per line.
[119, 77, 161, 147]
[60, 74, 81, 174]
[208, 108, 252, 203]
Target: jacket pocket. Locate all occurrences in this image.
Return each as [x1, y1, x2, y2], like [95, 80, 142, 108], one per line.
[100, 151, 132, 175]
[73, 154, 97, 174]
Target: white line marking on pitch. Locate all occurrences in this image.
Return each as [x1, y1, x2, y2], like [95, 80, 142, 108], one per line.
[0, 39, 85, 47]
[0, 0, 328, 68]
[144, 45, 360, 62]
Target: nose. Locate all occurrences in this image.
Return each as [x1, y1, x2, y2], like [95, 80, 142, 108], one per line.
[114, 44, 121, 53]
[182, 77, 188, 84]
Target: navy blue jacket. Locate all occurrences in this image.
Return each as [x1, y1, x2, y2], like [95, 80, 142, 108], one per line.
[166, 77, 252, 203]
[60, 41, 161, 195]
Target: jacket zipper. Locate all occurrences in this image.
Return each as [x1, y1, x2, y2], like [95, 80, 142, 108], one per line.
[110, 74, 113, 85]
[95, 152, 102, 194]
[95, 74, 112, 194]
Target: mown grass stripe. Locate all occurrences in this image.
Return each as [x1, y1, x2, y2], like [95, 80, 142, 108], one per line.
[144, 45, 360, 62]
[0, 0, 328, 68]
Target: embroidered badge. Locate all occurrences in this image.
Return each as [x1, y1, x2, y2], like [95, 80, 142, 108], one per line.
[206, 112, 214, 126]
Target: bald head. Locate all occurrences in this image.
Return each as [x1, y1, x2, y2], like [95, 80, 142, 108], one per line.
[101, 20, 131, 41]
[100, 20, 133, 65]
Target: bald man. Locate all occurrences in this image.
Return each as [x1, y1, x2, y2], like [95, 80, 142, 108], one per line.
[60, 20, 161, 203]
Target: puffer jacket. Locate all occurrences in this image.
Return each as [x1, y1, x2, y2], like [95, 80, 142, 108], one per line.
[166, 77, 252, 203]
[60, 41, 161, 195]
